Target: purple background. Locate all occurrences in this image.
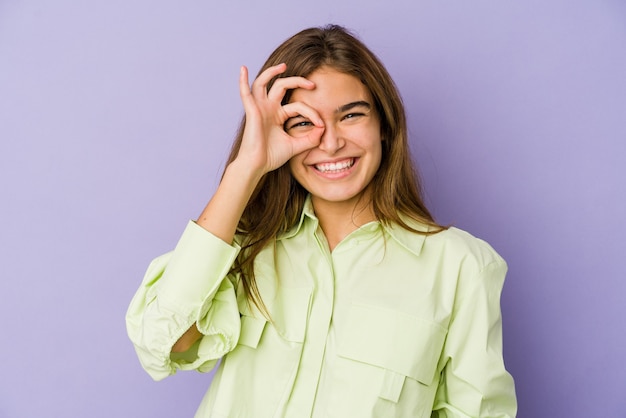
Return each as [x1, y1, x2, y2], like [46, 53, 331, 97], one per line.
[1, 1, 625, 417]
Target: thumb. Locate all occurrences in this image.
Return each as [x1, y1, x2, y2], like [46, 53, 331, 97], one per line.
[290, 125, 324, 155]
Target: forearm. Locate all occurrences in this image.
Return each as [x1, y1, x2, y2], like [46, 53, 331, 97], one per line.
[126, 233, 241, 377]
[196, 158, 264, 244]
[170, 160, 261, 353]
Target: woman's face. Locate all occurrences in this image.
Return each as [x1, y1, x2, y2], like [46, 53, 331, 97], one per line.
[286, 67, 382, 210]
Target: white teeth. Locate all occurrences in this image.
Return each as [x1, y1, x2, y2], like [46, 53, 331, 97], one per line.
[314, 159, 354, 173]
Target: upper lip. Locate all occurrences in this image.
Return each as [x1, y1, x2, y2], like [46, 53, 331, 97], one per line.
[308, 157, 355, 166]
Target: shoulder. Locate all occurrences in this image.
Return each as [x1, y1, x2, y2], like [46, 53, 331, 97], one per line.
[425, 227, 508, 291]
[387, 217, 505, 270]
[429, 227, 504, 264]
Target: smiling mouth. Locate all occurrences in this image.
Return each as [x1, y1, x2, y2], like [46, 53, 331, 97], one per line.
[313, 158, 355, 173]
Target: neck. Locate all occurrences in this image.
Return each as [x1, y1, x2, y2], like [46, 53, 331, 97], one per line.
[311, 192, 377, 251]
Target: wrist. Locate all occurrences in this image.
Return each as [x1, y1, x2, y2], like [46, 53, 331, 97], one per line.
[224, 159, 265, 188]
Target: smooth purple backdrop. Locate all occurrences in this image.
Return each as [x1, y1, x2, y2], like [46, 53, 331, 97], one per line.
[1, 1, 625, 417]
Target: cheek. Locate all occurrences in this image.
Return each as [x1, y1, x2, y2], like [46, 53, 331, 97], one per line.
[368, 137, 384, 174]
[288, 155, 306, 181]
[361, 129, 383, 159]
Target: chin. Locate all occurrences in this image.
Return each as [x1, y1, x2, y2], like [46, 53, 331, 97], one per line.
[310, 188, 369, 204]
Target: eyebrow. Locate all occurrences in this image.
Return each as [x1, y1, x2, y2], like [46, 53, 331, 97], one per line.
[336, 101, 371, 114]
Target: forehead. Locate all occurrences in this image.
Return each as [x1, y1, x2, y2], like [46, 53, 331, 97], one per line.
[289, 67, 373, 112]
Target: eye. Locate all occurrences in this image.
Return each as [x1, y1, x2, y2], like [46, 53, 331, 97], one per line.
[285, 118, 313, 132]
[341, 112, 365, 122]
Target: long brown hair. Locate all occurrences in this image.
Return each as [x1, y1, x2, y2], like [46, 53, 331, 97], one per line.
[227, 25, 445, 314]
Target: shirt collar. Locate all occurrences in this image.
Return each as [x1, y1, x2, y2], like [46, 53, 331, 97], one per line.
[382, 216, 428, 257]
[278, 194, 428, 257]
[277, 195, 317, 240]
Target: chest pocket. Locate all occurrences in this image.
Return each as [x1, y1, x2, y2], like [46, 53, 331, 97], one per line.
[212, 286, 312, 418]
[337, 302, 447, 403]
[237, 285, 311, 346]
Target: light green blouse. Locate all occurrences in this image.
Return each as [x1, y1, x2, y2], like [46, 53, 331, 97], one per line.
[126, 199, 516, 417]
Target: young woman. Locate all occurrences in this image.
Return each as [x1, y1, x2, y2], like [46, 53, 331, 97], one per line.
[126, 25, 517, 417]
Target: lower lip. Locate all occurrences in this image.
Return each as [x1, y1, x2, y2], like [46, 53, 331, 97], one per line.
[311, 158, 358, 180]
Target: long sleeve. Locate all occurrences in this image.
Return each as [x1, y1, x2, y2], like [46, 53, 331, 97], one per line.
[125, 221, 242, 381]
[432, 259, 517, 418]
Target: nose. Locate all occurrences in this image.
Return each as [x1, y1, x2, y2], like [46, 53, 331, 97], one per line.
[318, 124, 345, 154]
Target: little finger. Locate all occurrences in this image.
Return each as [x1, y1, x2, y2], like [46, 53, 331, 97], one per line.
[267, 76, 315, 103]
[250, 63, 288, 99]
